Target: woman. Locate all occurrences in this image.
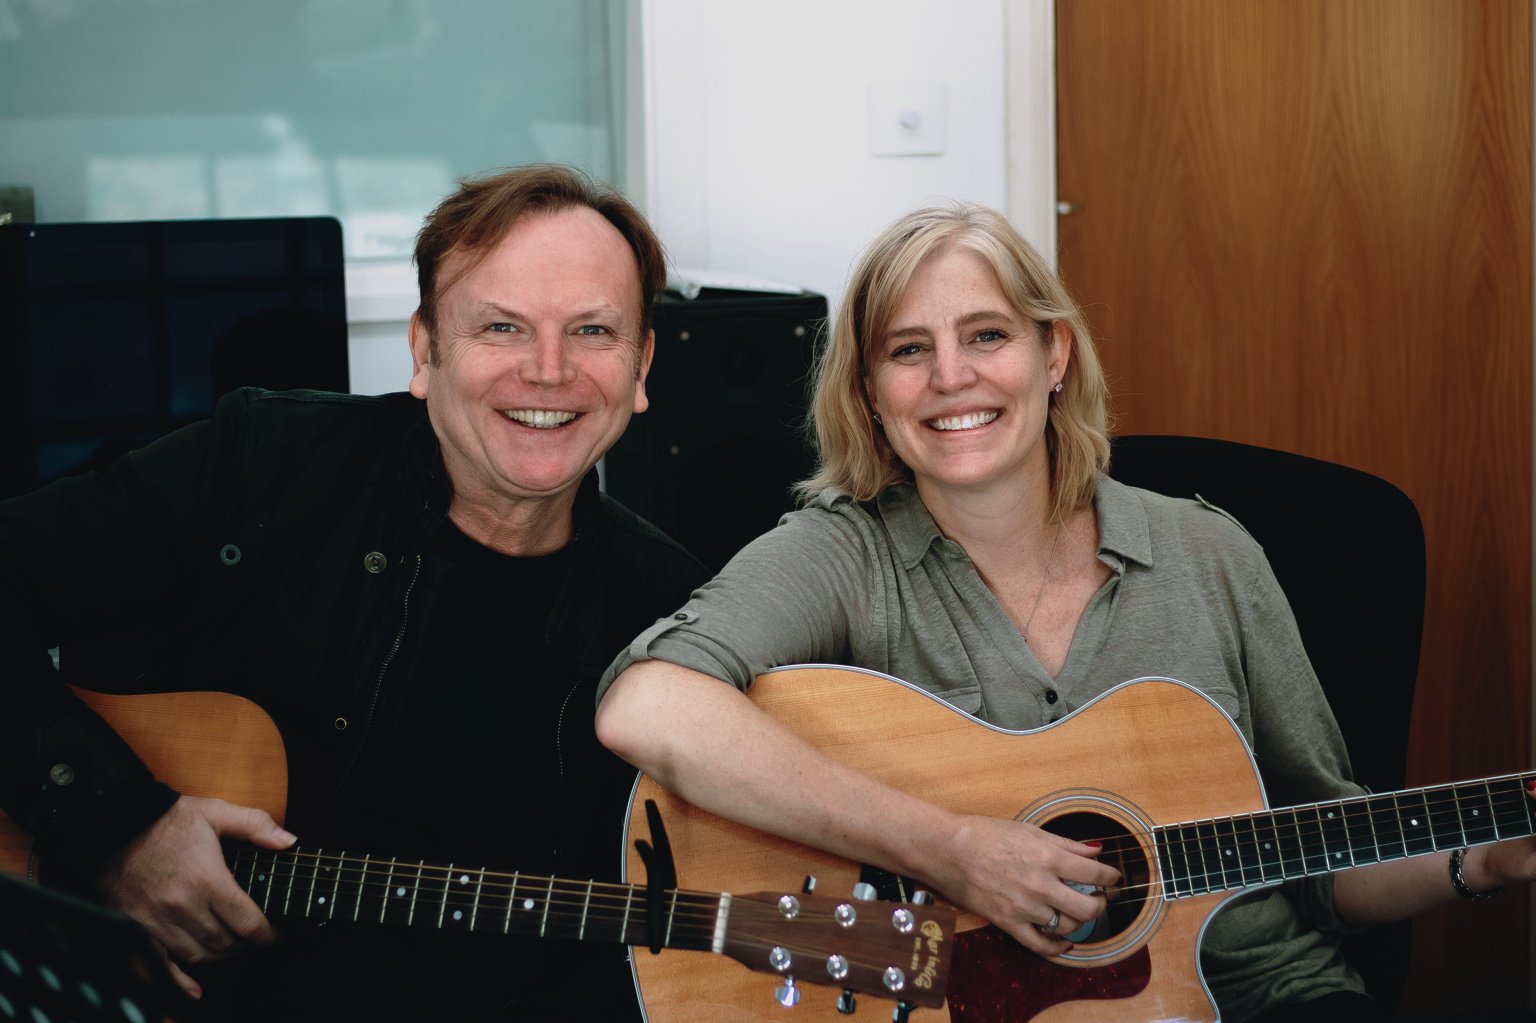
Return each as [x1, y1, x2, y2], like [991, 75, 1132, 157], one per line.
[595, 202, 1535, 1022]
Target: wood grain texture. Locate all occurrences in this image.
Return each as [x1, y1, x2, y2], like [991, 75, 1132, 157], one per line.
[1056, 0, 1532, 1012]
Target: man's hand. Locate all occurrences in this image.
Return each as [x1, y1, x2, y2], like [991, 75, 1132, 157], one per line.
[97, 795, 296, 998]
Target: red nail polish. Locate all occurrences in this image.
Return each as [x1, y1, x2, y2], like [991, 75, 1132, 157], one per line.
[1085, 840, 1102, 849]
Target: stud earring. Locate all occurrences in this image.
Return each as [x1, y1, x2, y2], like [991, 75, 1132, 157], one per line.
[872, 412, 883, 425]
[1052, 382, 1063, 394]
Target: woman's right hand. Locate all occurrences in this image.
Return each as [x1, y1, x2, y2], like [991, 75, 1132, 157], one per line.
[928, 813, 1120, 955]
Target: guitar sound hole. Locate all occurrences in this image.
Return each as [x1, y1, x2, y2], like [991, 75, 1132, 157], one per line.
[1042, 812, 1149, 944]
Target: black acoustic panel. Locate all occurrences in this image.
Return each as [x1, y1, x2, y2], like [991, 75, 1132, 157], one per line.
[607, 291, 826, 573]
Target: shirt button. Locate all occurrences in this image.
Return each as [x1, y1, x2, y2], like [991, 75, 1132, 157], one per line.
[363, 551, 388, 574]
[673, 612, 688, 620]
[49, 763, 75, 786]
[1044, 689, 1059, 705]
[333, 717, 349, 731]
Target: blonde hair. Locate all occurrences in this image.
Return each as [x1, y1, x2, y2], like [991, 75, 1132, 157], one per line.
[796, 202, 1110, 521]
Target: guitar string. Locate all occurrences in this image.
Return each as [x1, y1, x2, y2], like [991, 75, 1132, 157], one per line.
[231, 772, 1534, 915]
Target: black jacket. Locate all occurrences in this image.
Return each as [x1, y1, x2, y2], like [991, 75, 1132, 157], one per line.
[0, 388, 706, 1018]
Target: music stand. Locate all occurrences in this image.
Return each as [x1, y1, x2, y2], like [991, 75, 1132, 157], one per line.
[0, 872, 196, 1021]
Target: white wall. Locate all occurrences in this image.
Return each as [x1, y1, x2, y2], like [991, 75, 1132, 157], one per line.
[345, 0, 1059, 394]
[639, 0, 1053, 311]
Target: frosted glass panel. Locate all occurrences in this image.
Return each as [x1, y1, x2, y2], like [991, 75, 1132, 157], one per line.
[0, 0, 625, 259]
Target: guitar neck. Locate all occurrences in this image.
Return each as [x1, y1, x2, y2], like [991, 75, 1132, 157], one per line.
[226, 845, 721, 952]
[1155, 771, 1536, 898]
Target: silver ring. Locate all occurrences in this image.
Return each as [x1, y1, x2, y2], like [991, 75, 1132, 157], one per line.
[1039, 910, 1061, 936]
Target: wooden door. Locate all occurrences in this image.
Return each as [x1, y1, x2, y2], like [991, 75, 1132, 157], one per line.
[1056, 0, 1531, 1015]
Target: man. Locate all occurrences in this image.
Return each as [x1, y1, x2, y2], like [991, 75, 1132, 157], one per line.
[0, 165, 706, 1020]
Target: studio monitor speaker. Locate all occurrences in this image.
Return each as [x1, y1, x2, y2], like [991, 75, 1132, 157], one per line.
[605, 291, 827, 572]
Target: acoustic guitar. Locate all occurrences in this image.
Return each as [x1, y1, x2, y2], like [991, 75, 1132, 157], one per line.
[0, 686, 954, 1018]
[624, 664, 1536, 1023]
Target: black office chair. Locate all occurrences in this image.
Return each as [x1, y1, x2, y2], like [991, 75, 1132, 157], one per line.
[1108, 434, 1426, 1016]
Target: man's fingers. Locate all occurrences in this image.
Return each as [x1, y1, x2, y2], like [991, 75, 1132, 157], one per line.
[212, 886, 280, 946]
[202, 800, 296, 850]
[154, 945, 203, 1000]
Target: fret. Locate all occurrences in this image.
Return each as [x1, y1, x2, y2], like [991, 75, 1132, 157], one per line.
[355, 854, 370, 923]
[437, 863, 454, 930]
[578, 880, 593, 940]
[1342, 798, 1378, 868]
[470, 867, 485, 932]
[539, 876, 555, 937]
[380, 858, 397, 925]
[665, 890, 679, 947]
[619, 882, 637, 944]
[1316, 802, 1352, 870]
[1366, 793, 1406, 861]
[407, 860, 424, 926]
[281, 847, 299, 917]
[262, 849, 278, 914]
[1395, 791, 1435, 856]
[503, 872, 520, 934]
[1249, 811, 1285, 883]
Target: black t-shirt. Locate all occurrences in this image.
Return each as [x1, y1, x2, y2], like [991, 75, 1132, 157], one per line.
[200, 524, 643, 1022]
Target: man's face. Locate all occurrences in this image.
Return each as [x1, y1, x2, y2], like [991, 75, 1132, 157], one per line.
[409, 206, 652, 523]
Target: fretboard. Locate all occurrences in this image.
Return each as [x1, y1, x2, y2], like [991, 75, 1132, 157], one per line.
[226, 846, 725, 952]
[1156, 772, 1536, 898]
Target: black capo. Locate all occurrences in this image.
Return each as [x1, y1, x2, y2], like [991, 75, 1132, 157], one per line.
[632, 798, 677, 955]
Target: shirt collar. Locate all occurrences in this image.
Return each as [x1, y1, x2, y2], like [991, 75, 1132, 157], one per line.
[1094, 474, 1153, 569]
[872, 475, 1155, 571]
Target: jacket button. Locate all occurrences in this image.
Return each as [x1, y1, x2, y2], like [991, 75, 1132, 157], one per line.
[49, 763, 75, 786]
[363, 552, 388, 574]
[1044, 689, 1059, 705]
[334, 717, 349, 731]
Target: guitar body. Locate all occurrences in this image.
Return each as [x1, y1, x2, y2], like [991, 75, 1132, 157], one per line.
[626, 665, 1264, 1023]
[0, 688, 288, 880]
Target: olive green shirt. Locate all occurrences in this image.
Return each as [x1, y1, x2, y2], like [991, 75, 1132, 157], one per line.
[603, 476, 1367, 1020]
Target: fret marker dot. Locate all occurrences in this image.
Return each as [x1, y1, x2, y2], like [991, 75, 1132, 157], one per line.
[1410, 819, 1420, 826]
[318, 897, 326, 905]
[453, 910, 463, 921]
[459, 874, 470, 885]
[396, 887, 406, 897]
[523, 898, 534, 910]
[1327, 812, 1335, 819]
[1473, 809, 1482, 816]
[1224, 849, 1232, 857]
[257, 874, 266, 882]
[1264, 843, 1272, 849]
[1333, 853, 1342, 860]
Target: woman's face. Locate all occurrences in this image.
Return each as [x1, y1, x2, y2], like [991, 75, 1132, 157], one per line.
[868, 242, 1069, 502]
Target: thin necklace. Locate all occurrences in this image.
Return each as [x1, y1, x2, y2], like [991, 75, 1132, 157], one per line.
[1022, 520, 1065, 641]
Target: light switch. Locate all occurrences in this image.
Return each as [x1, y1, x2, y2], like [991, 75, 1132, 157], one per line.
[867, 82, 946, 157]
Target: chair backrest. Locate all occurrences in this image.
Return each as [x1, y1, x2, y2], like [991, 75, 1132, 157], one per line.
[1108, 434, 1426, 1012]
